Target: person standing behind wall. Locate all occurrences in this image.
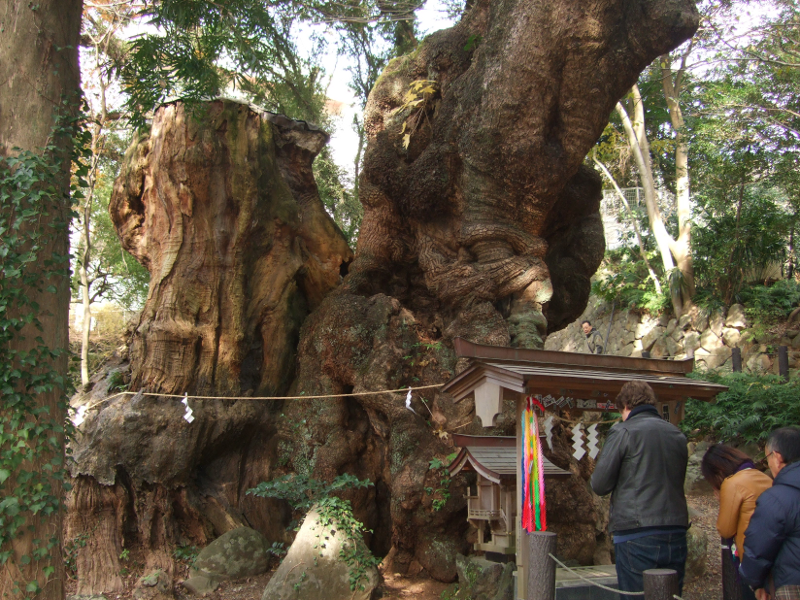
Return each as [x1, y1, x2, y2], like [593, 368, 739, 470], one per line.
[582, 320, 604, 354]
[740, 427, 800, 600]
[590, 381, 689, 594]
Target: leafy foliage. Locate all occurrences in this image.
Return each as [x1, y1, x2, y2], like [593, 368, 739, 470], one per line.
[682, 372, 800, 445]
[739, 280, 800, 323]
[70, 141, 150, 312]
[426, 453, 456, 512]
[592, 248, 670, 313]
[247, 473, 379, 591]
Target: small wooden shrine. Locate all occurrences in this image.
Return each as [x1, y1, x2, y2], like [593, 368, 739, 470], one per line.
[448, 434, 569, 556]
[441, 338, 728, 600]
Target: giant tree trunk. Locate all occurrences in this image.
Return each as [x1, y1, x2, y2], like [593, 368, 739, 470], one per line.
[70, 0, 698, 592]
[0, 2, 82, 600]
[68, 100, 353, 592]
[286, 0, 698, 577]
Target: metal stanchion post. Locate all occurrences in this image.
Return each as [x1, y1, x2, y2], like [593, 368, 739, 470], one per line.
[732, 347, 742, 373]
[779, 345, 789, 381]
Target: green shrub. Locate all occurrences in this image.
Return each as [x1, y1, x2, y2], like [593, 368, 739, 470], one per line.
[738, 279, 800, 323]
[682, 371, 800, 445]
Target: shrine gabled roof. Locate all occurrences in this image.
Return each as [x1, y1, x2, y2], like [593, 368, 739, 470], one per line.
[442, 338, 728, 403]
[447, 434, 570, 482]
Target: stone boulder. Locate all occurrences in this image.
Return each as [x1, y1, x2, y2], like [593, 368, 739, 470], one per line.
[709, 311, 725, 338]
[134, 570, 173, 600]
[260, 506, 379, 600]
[452, 554, 514, 600]
[651, 337, 669, 358]
[722, 327, 741, 348]
[746, 352, 771, 373]
[685, 442, 712, 495]
[692, 308, 709, 332]
[700, 330, 724, 353]
[725, 304, 748, 329]
[417, 530, 462, 582]
[641, 326, 664, 352]
[183, 527, 271, 595]
[665, 318, 678, 336]
[665, 337, 682, 357]
[683, 331, 701, 353]
[685, 520, 708, 583]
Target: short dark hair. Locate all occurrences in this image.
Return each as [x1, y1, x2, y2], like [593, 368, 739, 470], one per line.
[701, 445, 752, 491]
[615, 381, 657, 410]
[581, 320, 592, 326]
[767, 427, 800, 465]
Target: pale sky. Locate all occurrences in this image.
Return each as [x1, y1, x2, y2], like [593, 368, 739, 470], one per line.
[320, 1, 457, 179]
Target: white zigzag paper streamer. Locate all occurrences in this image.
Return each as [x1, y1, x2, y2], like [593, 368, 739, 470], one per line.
[405, 388, 418, 415]
[182, 393, 195, 423]
[587, 423, 600, 459]
[72, 405, 88, 427]
[571, 423, 586, 461]
[543, 415, 555, 451]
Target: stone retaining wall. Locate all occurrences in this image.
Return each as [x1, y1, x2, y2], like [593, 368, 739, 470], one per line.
[545, 296, 800, 377]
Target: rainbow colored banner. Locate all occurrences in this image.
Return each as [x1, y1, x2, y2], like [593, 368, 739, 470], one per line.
[521, 396, 546, 532]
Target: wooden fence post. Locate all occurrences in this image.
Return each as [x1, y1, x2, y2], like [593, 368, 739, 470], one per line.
[732, 347, 742, 373]
[527, 531, 556, 600]
[779, 345, 789, 381]
[643, 569, 679, 600]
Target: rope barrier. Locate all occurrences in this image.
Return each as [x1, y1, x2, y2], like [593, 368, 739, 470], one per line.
[548, 553, 644, 596]
[549, 554, 685, 599]
[81, 384, 445, 412]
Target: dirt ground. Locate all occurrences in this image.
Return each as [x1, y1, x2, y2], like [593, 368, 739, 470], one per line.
[683, 493, 724, 600]
[66, 492, 724, 600]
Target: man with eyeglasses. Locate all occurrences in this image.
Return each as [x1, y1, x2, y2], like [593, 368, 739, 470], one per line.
[741, 426, 800, 600]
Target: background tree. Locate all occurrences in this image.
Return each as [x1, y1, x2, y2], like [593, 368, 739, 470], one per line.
[0, 2, 83, 599]
[74, 2, 141, 387]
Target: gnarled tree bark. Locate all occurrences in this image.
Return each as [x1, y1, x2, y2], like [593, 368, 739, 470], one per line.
[288, 0, 697, 577]
[70, 0, 698, 591]
[68, 100, 353, 591]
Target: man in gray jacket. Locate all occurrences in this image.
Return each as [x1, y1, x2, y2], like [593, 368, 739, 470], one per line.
[590, 381, 689, 593]
[582, 320, 604, 354]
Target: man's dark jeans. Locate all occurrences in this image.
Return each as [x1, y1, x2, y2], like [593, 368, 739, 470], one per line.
[614, 531, 687, 593]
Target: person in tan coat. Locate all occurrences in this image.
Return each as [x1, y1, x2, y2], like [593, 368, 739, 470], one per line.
[702, 444, 773, 600]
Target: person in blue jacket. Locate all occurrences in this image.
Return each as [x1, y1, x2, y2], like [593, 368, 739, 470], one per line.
[740, 427, 800, 600]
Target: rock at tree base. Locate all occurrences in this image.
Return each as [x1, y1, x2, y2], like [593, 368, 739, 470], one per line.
[134, 570, 173, 600]
[453, 554, 514, 600]
[685, 524, 708, 583]
[260, 506, 379, 600]
[685, 442, 713, 495]
[183, 527, 271, 595]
